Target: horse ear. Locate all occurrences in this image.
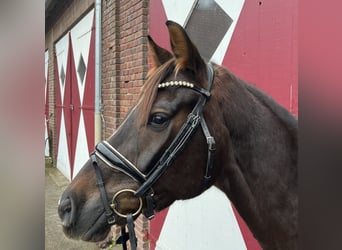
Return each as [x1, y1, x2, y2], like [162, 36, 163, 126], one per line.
[166, 20, 206, 74]
[147, 35, 173, 68]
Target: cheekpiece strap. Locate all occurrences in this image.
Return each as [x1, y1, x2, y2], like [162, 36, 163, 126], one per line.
[90, 154, 116, 225]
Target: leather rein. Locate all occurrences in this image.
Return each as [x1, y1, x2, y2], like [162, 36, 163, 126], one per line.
[90, 64, 216, 249]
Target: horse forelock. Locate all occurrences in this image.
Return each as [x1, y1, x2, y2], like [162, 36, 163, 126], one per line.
[137, 59, 176, 126]
[136, 59, 218, 127]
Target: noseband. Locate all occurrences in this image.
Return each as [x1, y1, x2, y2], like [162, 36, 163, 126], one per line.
[90, 64, 215, 249]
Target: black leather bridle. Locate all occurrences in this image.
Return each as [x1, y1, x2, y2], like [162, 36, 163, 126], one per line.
[90, 63, 216, 249]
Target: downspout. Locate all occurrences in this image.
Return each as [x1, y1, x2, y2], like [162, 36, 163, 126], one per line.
[94, 0, 102, 144]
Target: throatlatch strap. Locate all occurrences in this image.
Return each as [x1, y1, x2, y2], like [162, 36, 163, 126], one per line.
[200, 118, 216, 189]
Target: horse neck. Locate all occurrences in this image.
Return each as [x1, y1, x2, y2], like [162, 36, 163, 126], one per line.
[212, 70, 298, 248]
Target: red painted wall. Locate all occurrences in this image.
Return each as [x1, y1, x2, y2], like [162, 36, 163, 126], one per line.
[223, 0, 298, 116]
[149, 0, 297, 249]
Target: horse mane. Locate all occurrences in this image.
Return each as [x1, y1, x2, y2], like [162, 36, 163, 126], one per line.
[137, 59, 176, 126]
[213, 65, 297, 135]
[243, 82, 298, 133]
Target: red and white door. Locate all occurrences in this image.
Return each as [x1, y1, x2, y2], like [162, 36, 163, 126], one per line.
[55, 9, 95, 180]
[149, 0, 297, 249]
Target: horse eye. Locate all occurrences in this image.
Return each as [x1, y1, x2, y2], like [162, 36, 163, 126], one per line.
[149, 114, 169, 127]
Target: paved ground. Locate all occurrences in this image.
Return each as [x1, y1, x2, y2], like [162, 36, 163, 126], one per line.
[45, 161, 121, 250]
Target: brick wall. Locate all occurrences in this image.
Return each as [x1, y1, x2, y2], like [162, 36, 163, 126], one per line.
[102, 0, 149, 138]
[102, 1, 150, 249]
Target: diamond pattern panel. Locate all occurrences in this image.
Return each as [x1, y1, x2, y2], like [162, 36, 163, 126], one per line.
[55, 32, 71, 179]
[62, 34, 73, 178]
[77, 54, 86, 84]
[70, 9, 95, 178]
[60, 66, 66, 87]
[65, 33, 81, 179]
[185, 0, 232, 61]
[54, 9, 94, 180]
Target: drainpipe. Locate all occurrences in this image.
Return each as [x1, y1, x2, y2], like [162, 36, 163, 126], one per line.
[94, 0, 102, 144]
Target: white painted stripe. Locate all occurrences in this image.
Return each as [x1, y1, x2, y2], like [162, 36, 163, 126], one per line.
[70, 9, 94, 104]
[55, 33, 69, 102]
[57, 111, 71, 180]
[45, 119, 50, 157]
[73, 111, 90, 178]
[157, 187, 247, 250]
[55, 33, 70, 179]
[162, 0, 197, 26]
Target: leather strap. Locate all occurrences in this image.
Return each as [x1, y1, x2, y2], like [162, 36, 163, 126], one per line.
[90, 154, 116, 225]
[200, 117, 216, 189]
[127, 214, 137, 250]
[115, 214, 137, 250]
[116, 227, 128, 250]
[95, 142, 146, 183]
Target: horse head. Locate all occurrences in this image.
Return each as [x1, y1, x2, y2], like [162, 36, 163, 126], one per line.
[58, 21, 226, 243]
[58, 19, 298, 250]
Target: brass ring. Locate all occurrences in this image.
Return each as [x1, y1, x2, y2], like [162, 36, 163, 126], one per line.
[111, 189, 143, 218]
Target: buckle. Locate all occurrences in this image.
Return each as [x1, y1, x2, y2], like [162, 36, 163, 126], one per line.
[207, 136, 216, 151]
[107, 215, 116, 225]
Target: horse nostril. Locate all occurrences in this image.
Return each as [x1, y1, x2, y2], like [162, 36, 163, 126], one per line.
[58, 196, 75, 228]
[65, 205, 71, 213]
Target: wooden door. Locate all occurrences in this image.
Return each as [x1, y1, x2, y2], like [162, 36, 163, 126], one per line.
[54, 9, 95, 180]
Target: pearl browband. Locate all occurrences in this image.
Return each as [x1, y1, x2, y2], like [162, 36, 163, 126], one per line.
[158, 81, 210, 97]
[158, 81, 194, 89]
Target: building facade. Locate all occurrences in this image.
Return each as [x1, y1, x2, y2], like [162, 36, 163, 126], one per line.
[45, 0, 297, 249]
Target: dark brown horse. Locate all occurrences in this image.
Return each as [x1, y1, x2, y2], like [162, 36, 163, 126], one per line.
[58, 21, 297, 250]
